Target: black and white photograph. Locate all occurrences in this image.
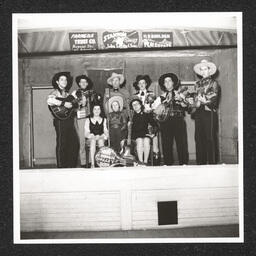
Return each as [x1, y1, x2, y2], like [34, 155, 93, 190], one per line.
[13, 12, 243, 242]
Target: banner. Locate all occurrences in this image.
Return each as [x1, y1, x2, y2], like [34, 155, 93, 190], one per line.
[69, 32, 98, 51]
[102, 31, 139, 49]
[142, 32, 173, 48]
[19, 30, 236, 54]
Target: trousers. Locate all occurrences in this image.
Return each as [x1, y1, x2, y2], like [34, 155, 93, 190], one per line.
[160, 116, 189, 165]
[53, 118, 79, 168]
[194, 109, 218, 164]
[75, 118, 87, 166]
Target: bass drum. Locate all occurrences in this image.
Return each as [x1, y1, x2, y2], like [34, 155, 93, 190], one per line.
[153, 103, 170, 122]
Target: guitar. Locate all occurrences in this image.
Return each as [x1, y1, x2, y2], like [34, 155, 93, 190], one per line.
[49, 95, 79, 120]
[120, 113, 137, 160]
[153, 87, 190, 122]
[95, 146, 137, 167]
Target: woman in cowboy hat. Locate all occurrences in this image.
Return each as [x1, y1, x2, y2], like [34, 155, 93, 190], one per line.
[71, 74, 103, 167]
[153, 72, 189, 166]
[133, 75, 154, 109]
[103, 72, 131, 119]
[129, 98, 158, 165]
[105, 95, 128, 153]
[133, 74, 160, 165]
[47, 72, 79, 168]
[192, 59, 220, 165]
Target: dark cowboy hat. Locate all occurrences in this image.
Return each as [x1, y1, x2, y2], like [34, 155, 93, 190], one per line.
[133, 75, 152, 91]
[75, 74, 93, 90]
[129, 96, 144, 110]
[158, 73, 179, 91]
[52, 72, 73, 92]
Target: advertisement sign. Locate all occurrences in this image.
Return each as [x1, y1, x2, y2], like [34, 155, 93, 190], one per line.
[102, 31, 139, 49]
[142, 32, 173, 48]
[69, 32, 98, 51]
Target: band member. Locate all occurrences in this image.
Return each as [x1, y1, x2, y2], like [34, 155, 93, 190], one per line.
[154, 73, 189, 165]
[84, 104, 109, 168]
[47, 72, 79, 168]
[130, 98, 158, 165]
[133, 75, 155, 111]
[133, 75, 160, 165]
[105, 96, 128, 153]
[104, 72, 130, 118]
[72, 74, 102, 167]
[192, 59, 220, 164]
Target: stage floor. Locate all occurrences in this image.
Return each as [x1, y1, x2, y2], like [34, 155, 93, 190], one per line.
[21, 224, 239, 239]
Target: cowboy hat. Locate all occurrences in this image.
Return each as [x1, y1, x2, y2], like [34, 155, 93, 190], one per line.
[105, 95, 124, 113]
[75, 74, 93, 89]
[107, 72, 125, 85]
[193, 59, 217, 76]
[133, 75, 152, 90]
[52, 72, 73, 92]
[158, 73, 179, 91]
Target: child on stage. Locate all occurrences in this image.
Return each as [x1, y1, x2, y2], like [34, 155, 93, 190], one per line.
[105, 96, 128, 153]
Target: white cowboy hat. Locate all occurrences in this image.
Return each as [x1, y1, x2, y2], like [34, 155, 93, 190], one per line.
[107, 72, 125, 85]
[105, 95, 124, 113]
[193, 59, 217, 76]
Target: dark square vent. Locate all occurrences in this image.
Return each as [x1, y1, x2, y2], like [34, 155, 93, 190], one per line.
[157, 201, 178, 225]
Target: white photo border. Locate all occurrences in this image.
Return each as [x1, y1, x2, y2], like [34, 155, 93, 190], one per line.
[13, 12, 243, 243]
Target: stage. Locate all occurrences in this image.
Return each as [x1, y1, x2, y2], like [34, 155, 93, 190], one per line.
[19, 164, 240, 239]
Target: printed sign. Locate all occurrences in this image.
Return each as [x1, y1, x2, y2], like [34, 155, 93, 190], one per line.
[69, 32, 98, 51]
[102, 31, 139, 49]
[142, 32, 173, 48]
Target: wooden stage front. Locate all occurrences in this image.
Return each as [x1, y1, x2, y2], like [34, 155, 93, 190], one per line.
[19, 164, 240, 239]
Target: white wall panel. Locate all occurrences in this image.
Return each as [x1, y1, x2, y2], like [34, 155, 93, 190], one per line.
[20, 165, 239, 232]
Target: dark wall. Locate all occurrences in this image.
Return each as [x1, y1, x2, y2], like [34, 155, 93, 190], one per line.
[213, 49, 238, 163]
[18, 49, 238, 168]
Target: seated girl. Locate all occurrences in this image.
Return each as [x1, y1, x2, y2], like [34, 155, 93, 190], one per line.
[133, 74, 160, 165]
[105, 96, 128, 153]
[84, 104, 109, 168]
[130, 98, 158, 165]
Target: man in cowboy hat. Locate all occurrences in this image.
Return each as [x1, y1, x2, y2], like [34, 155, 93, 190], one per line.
[192, 59, 220, 165]
[103, 72, 131, 119]
[71, 74, 103, 167]
[153, 72, 189, 166]
[47, 72, 79, 168]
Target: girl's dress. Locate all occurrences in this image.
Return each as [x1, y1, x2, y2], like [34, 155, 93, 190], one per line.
[131, 111, 157, 140]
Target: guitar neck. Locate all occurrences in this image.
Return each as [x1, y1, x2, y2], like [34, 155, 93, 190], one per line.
[127, 122, 132, 142]
[127, 111, 134, 143]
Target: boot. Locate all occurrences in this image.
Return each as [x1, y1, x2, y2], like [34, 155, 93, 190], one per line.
[153, 152, 161, 166]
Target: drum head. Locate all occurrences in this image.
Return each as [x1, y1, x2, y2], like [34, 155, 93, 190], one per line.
[95, 146, 119, 167]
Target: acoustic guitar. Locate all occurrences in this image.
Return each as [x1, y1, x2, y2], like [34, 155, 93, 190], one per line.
[120, 113, 137, 161]
[49, 95, 79, 120]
